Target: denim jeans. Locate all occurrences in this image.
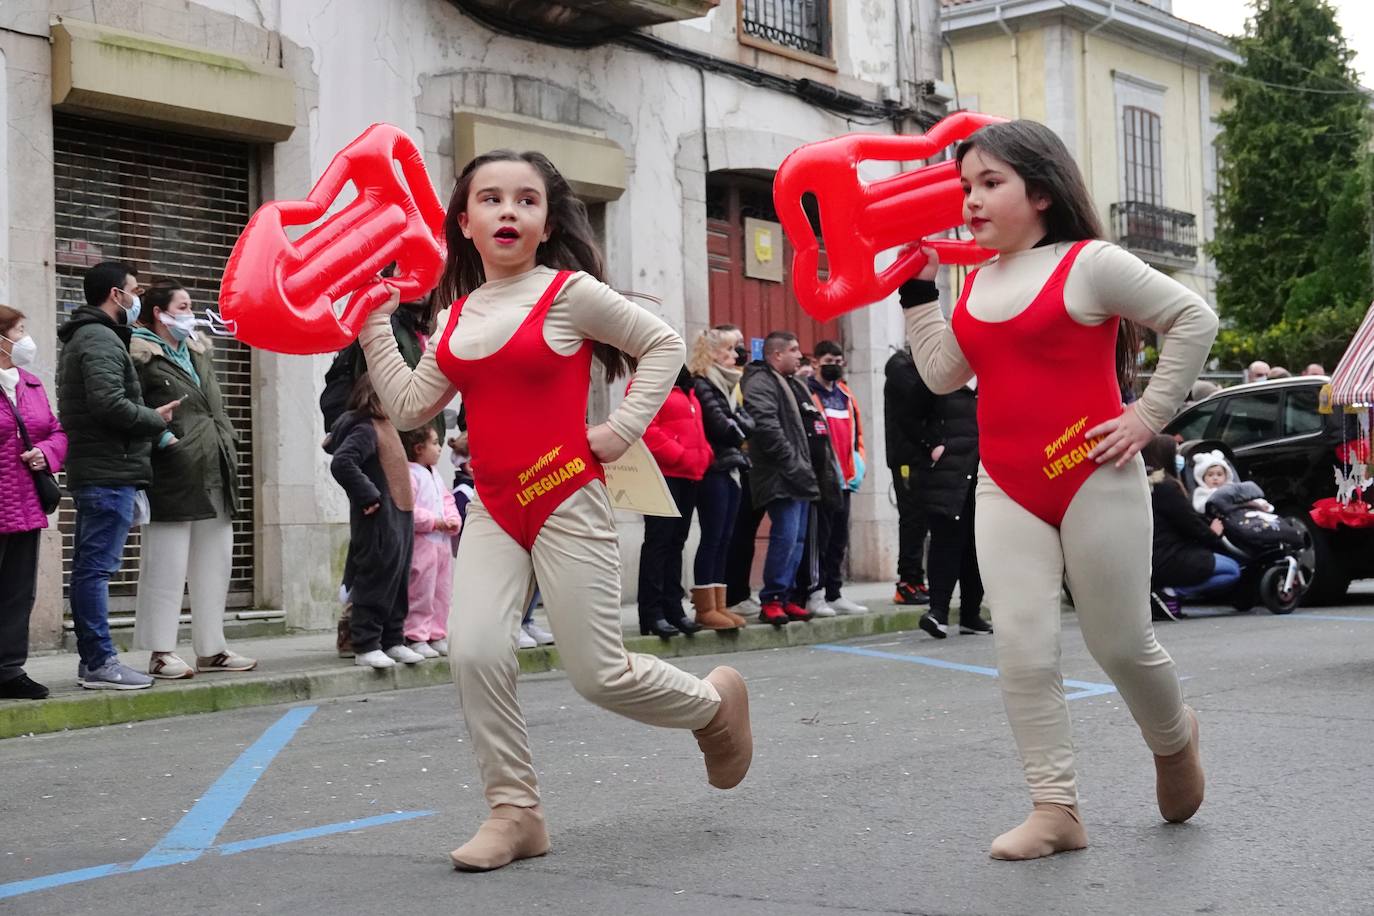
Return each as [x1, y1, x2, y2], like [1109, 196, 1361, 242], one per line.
[760, 498, 808, 603]
[70, 485, 137, 668]
[693, 471, 742, 587]
[1173, 553, 1243, 599]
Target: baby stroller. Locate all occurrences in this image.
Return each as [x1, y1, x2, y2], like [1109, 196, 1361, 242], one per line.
[1179, 441, 1315, 614]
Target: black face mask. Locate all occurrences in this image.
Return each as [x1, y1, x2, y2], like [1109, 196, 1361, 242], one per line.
[734, 346, 748, 365]
[820, 364, 844, 382]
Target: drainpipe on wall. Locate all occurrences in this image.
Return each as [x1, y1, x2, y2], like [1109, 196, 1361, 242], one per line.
[994, 4, 1020, 119]
[1081, 0, 1118, 191]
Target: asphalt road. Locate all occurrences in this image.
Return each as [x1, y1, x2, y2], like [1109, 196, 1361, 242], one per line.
[4, 590, 1373, 916]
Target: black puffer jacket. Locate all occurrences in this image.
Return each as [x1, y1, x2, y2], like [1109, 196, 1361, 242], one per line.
[909, 373, 979, 519]
[56, 306, 167, 489]
[693, 375, 755, 474]
[883, 348, 926, 470]
[741, 361, 818, 507]
[1150, 473, 1224, 588]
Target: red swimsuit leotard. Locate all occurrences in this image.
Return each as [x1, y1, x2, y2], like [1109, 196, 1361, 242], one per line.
[433, 270, 605, 551]
[950, 241, 1124, 527]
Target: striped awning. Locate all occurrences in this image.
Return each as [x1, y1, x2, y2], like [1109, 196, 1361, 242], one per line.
[1330, 301, 1374, 407]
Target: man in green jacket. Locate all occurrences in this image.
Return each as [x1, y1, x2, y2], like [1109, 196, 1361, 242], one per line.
[57, 262, 179, 690]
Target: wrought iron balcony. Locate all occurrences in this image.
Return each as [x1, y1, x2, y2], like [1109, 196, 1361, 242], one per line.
[450, 1, 720, 43]
[1110, 200, 1199, 269]
[741, 0, 830, 58]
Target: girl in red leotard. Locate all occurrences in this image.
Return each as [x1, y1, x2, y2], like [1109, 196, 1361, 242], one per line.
[360, 150, 752, 872]
[901, 120, 1217, 860]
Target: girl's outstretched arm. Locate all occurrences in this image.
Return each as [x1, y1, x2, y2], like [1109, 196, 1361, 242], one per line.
[358, 287, 458, 431]
[898, 252, 975, 394]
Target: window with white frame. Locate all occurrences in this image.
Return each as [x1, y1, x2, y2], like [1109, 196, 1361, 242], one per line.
[1113, 72, 1167, 206]
[1123, 106, 1163, 206]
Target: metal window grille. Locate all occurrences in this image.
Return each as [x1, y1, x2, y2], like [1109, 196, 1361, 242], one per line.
[742, 0, 829, 57]
[1123, 105, 1163, 208]
[53, 114, 256, 609]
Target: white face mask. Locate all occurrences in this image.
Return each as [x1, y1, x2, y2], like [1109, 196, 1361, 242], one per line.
[159, 311, 198, 342]
[3, 335, 36, 368]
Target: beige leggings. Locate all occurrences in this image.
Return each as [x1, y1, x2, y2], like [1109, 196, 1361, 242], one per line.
[975, 457, 1191, 806]
[450, 481, 721, 808]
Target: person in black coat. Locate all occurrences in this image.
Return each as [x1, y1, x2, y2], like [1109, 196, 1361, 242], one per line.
[690, 329, 756, 628]
[884, 347, 930, 605]
[907, 367, 988, 639]
[1141, 436, 1242, 620]
[324, 374, 422, 668]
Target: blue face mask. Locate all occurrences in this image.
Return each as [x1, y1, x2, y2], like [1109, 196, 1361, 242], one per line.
[119, 289, 141, 325]
[1175, 455, 1186, 474]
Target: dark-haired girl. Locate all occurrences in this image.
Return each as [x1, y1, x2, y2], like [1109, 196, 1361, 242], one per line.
[902, 120, 1217, 860]
[359, 150, 752, 872]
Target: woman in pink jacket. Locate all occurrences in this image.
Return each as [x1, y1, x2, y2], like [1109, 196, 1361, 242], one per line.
[0, 305, 68, 699]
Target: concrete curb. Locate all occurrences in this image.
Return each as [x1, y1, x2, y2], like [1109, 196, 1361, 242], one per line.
[0, 610, 925, 740]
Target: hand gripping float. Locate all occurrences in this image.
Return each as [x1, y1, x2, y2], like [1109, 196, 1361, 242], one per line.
[773, 111, 1007, 322]
[218, 124, 446, 355]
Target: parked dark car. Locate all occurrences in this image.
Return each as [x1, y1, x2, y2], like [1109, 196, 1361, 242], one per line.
[1163, 376, 1374, 603]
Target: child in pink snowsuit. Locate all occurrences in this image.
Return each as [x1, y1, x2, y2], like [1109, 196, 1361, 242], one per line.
[401, 426, 461, 657]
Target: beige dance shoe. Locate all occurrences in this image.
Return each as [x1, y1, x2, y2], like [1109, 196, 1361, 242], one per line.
[1154, 705, 1205, 823]
[450, 804, 550, 872]
[989, 803, 1089, 861]
[693, 666, 753, 789]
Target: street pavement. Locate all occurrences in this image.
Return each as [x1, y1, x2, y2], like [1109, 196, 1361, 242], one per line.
[3, 588, 1372, 916]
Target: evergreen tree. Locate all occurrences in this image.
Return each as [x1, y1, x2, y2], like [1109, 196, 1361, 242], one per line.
[1209, 0, 1372, 370]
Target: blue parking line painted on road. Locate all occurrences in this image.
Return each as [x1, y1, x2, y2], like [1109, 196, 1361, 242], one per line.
[813, 643, 1118, 701]
[132, 705, 317, 871]
[214, 811, 435, 856]
[0, 864, 125, 901]
[1297, 614, 1374, 622]
[0, 812, 436, 902]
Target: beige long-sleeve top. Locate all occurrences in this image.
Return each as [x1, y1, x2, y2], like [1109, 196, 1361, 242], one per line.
[359, 265, 685, 445]
[905, 240, 1219, 432]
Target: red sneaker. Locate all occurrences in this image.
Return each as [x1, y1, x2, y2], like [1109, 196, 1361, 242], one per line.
[783, 602, 814, 622]
[893, 581, 931, 605]
[759, 601, 790, 626]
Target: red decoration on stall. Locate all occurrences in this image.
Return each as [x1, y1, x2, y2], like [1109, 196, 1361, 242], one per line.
[773, 111, 1007, 322]
[1310, 496, 1374, 530]
[218, 124, 446, 355]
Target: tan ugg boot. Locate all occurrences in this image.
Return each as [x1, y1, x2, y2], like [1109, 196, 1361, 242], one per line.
[713, 585, 748, 627]
[450, 804, 550, 872]
[692, 586, 739, 630]
[1155, 705, 1204, 823]
[693, 666, 753, 789]
[988, 803, 1088, 861]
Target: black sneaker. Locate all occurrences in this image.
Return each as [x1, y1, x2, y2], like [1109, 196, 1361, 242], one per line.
[918, 612, 948, 639]
[894, 581, 931, 605]
[0, 673, 50, 700]
[1150, 590, 1182, 622]
[959, 618, 993, 635]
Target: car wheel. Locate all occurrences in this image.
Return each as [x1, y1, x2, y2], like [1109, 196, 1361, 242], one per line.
[1260, 566, 1301, 614]
[1298, 515, 1350, 605]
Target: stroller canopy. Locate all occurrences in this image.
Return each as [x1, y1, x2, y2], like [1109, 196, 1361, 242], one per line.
[1330, 301, 1374, 408]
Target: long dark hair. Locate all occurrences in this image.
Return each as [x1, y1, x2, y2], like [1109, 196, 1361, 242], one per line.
[957, 120, 1141, 392]
[1141, 434, 1186, 495]
[437, 150, 634, 383]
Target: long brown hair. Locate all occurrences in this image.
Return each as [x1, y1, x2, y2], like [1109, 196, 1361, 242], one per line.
[957, 120, 1141, 392]
[437, 150, 634, 383]
[1141, 434, 1187, 495]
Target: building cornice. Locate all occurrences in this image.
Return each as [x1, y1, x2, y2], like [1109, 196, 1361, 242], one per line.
[941, 0, 1241, 68]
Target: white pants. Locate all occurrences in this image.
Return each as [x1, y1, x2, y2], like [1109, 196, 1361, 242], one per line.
[133, 490, 233, 658]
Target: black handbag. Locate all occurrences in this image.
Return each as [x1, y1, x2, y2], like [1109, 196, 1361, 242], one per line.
[3, 389, 63, 515]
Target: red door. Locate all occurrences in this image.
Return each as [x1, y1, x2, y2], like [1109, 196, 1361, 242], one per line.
[706, 175, 839, 353]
